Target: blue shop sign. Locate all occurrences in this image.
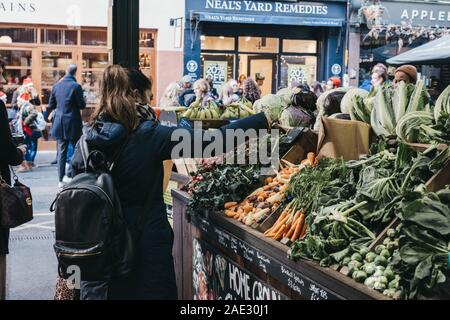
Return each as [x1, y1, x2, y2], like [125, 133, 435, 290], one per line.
[187, 0, 347, 27]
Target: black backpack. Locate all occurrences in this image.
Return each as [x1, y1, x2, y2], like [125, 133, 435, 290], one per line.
[51, 137, 135, 282]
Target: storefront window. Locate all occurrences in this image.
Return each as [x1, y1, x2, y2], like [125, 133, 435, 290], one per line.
[0, 28, 36, 43]
[238, 37, 279, 53]
[140, 30, 156, 48]
[283, 40, 317, 54]
[41, 29, 78, 45]
[1, 69, 32, 104]
[280, 56, 317, 88]
[201, 53, 235, 90]
[201, 36, 235, 51]
[41, 51, 73, 103]
[81, 71, 103, 105]
[82, 52, 108, 69]
[42, 51, 73, 69]
[0, 50, 32, 67]
[81, 30, 107, 46]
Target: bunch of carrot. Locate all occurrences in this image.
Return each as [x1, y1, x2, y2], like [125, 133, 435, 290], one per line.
[224, 166, 300, 226]
[264, 201, 307, 243]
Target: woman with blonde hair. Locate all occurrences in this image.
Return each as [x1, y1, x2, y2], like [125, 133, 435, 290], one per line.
[219, 82, 240, 106]
[70, 65, 271, 300]
[159, 82, 181, 108]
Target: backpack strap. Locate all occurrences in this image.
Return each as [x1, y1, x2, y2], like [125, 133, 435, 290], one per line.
[79, 136, 90, 171]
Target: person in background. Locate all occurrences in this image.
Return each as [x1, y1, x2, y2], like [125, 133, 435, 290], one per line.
[47, 64, 86, 189]
[371, 63, 389, 89]
[394, 65, 418, 87]
[255, 73, 265, 88]
[229, 79, 241, 99]
[238, 74, 247, 95]
[219, 82, 240, 106]
[310, 81, 324, 98]
[0, 59, 26, 300]
[178, 75, 195, 107]
[193, 79, 215, 107]
[160, 82, 182, 108]
[16, 100, 46, 172]
[205, 76, 219, 100]
[242, 77, 261, 104]
[326, 77, 341, 91]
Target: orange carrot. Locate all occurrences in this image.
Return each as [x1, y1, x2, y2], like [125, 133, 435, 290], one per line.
[225, 202, 238, 210]
[291, 214, 305, 242]
[265, 177, 273, 184]
[273, 225, 287, 241]
[300, 222, 308, 239]
[307, 153, 315, 166]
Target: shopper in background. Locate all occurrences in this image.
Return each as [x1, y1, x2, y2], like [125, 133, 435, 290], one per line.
[192, 79, 216, 107]
[219, 82, 240, 106]
[242, 77, 261, 104]
[70, 65, 271, 300]
[394, 65, 418, 87]
[310, 81, 324, 98]
[371, 63, 389, 89]
[238, 74, 247, 95]
[0, 59, 27, 300]
[160, 82, 182, 108]
[178, 75, 195, 107]
[16, 101, 46, 172]
[326, 77, 341, 91]
[205, 76, 219, 100]
[255, 73, 266, 88]
[47, 64, 86, 189]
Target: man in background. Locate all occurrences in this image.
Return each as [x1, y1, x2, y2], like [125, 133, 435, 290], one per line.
[47, 64, 86, 188]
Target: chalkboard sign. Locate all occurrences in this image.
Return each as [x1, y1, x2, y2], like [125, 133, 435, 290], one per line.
[193, 238, 288, 300]
[192, 215, 339, 300]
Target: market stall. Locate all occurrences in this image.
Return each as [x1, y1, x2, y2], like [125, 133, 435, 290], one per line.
[171, 81, 450, 301]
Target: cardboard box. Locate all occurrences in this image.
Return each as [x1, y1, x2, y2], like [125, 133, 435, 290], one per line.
[317, 117, 374, 161]
[282, 128, 318, 165]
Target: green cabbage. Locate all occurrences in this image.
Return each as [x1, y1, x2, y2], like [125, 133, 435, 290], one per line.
[341, 88, 369, 114]
[253, 94, 285, 122]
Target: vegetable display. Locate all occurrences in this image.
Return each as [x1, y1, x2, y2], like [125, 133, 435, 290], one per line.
[224, 165, 299, 227]
[184, 161, 263, 217]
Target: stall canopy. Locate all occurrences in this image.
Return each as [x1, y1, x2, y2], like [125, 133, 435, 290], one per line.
[387, 35, 450, 65]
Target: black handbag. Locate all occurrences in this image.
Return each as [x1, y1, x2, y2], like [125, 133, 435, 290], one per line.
[0, 168, 33, 229]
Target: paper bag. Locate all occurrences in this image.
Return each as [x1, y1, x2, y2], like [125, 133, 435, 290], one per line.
[317, 117, 372, 161]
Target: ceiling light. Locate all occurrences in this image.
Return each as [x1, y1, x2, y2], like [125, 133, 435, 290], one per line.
[220, 36, 225, 40]
[246, 37, 251, 42]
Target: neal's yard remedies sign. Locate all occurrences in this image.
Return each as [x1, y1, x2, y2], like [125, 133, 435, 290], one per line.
[191, 0, 346, 27]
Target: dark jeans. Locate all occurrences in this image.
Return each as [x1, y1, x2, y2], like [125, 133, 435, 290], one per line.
[24, 136, 38, 163]
[57, 139, 77, 182]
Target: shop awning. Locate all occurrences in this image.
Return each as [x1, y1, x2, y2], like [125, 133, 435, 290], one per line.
[196, 12, 344, 27]
[387, 35, 450, 65]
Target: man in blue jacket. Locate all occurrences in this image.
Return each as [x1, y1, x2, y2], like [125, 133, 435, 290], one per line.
[48, 64, 86, 188]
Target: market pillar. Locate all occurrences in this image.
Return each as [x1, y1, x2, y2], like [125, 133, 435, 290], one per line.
[109, 0, 140, 68]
